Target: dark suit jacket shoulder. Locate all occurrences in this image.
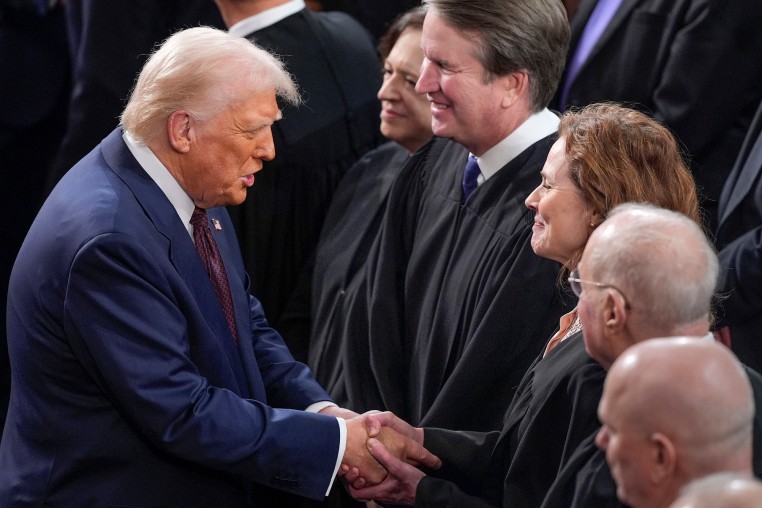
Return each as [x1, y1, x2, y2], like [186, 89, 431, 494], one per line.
[560, 0, 762, 212]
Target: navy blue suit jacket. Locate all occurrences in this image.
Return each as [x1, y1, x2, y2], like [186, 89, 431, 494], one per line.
[0, 129, 340, 507]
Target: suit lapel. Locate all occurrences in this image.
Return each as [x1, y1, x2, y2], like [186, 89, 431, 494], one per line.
[206, 208, 268, 402]
[719, 107, 762, 228]
[100, 129, 250, 395]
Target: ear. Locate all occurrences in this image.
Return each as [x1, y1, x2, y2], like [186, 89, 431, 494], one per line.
[166, 110, 193, 154]
[589, 209, 603, 229]
[500, 70, 529, 108]
[649, 432, 676, 483]
[603, 290, 627, 331]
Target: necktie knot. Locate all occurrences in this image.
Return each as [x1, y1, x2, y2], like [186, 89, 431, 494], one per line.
[190, 206, 208, 229]
[462, 154, 481, 201]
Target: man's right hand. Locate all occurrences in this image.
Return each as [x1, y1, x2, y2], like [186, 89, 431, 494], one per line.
[342, 412, 440, 487]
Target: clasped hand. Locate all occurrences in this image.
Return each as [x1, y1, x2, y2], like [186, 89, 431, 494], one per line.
[340, 411, 440, 505]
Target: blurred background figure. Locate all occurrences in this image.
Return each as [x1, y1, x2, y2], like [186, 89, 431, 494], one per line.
[45, 0, 225, 190]
[0, 0, 69, 436]
[306, 6, 432, 400]
[213, 0, 383, 362]
[306, 0, 419, 40]
[714, 97, 762, 374]
[554, 0, 762, 230]
[669, 473, 762, 508]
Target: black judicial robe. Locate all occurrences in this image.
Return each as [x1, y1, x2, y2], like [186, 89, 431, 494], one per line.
[332, 135, 573, 431]
[307, 141, 410, 393]
[414, 333, 606, 507]
[540, 362, 762, 507]
[228, 8, 383, 361]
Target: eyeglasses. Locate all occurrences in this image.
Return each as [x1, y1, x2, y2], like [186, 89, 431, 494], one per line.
[568, 268, 631, 309]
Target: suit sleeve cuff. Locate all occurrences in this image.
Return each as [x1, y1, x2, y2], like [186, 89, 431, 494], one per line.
[324, 416, 346, 495]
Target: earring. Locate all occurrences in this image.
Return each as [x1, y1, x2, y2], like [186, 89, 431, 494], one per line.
[590, 222, 596, 228]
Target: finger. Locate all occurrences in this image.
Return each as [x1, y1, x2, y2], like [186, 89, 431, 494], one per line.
[348, 476, 398, 501]
[404, 440, 442, 470]
[366, 438, 407, 475]
[366, 412, 392, 436]
[342, 466, 361, 483]
[351, 476, 366, 490]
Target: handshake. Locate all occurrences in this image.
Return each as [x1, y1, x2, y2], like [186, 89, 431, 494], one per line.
[325, 409, 441, 505]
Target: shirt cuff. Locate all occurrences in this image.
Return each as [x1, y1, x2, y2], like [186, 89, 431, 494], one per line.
[305, 401, 344, 495]
[305, 400, 337, 413]
[325, 417, 347, 495]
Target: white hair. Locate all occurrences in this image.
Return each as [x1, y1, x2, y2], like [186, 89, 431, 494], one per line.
[589, 203, 718, 330]
[121, 26, 300, 143]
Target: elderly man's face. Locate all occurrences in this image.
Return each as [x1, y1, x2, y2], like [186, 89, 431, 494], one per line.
[596, 373, 657, 508]
[577, 228, 631, 371]
[183, 89, 279, 208]
[415, 12, 513, 155]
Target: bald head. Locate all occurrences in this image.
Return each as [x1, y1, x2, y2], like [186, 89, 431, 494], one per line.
[596, 338, 754, 508]
[578, 204, 717, 369]
[669, 473, 762, 508]
[589, 204, 715, 331]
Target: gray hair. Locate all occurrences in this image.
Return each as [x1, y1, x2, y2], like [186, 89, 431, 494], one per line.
[423, 0, 569, 111]
[589, 203, 718, 331]
[121, 26, 300, 143]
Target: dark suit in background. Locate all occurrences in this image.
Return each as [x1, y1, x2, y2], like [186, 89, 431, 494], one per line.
[715, 99, 762, 373]
[229, 7, 382, 361]
[46, 0, 225, 190]
[311, 0, 419, 40]
[556, 0, 762, 229]
[0, 129, 342, 506]
[0, 0, 69, 435]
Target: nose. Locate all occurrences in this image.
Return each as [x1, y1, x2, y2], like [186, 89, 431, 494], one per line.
[377, 73, 399, 102]
[595, 426, 609, 451]
[256, 127, 276, 162]
[415, 58, 436, 95]
[525, 184, 541, 211]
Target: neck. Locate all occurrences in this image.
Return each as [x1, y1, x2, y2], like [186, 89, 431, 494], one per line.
[215, 0, 292, 28]
[669, 316, 711, 337]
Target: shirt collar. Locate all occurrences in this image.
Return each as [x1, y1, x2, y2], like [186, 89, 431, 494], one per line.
[123, 131, 196, 236]
[228, 0, 306, 37]
[474, 108, 559, 182]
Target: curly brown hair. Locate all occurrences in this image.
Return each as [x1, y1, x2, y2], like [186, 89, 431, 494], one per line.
[559, 102, 701, 271]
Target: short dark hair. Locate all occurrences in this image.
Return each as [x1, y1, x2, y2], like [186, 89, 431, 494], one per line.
[423, 0, 569, 111]
[378, 6, 427, 61]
